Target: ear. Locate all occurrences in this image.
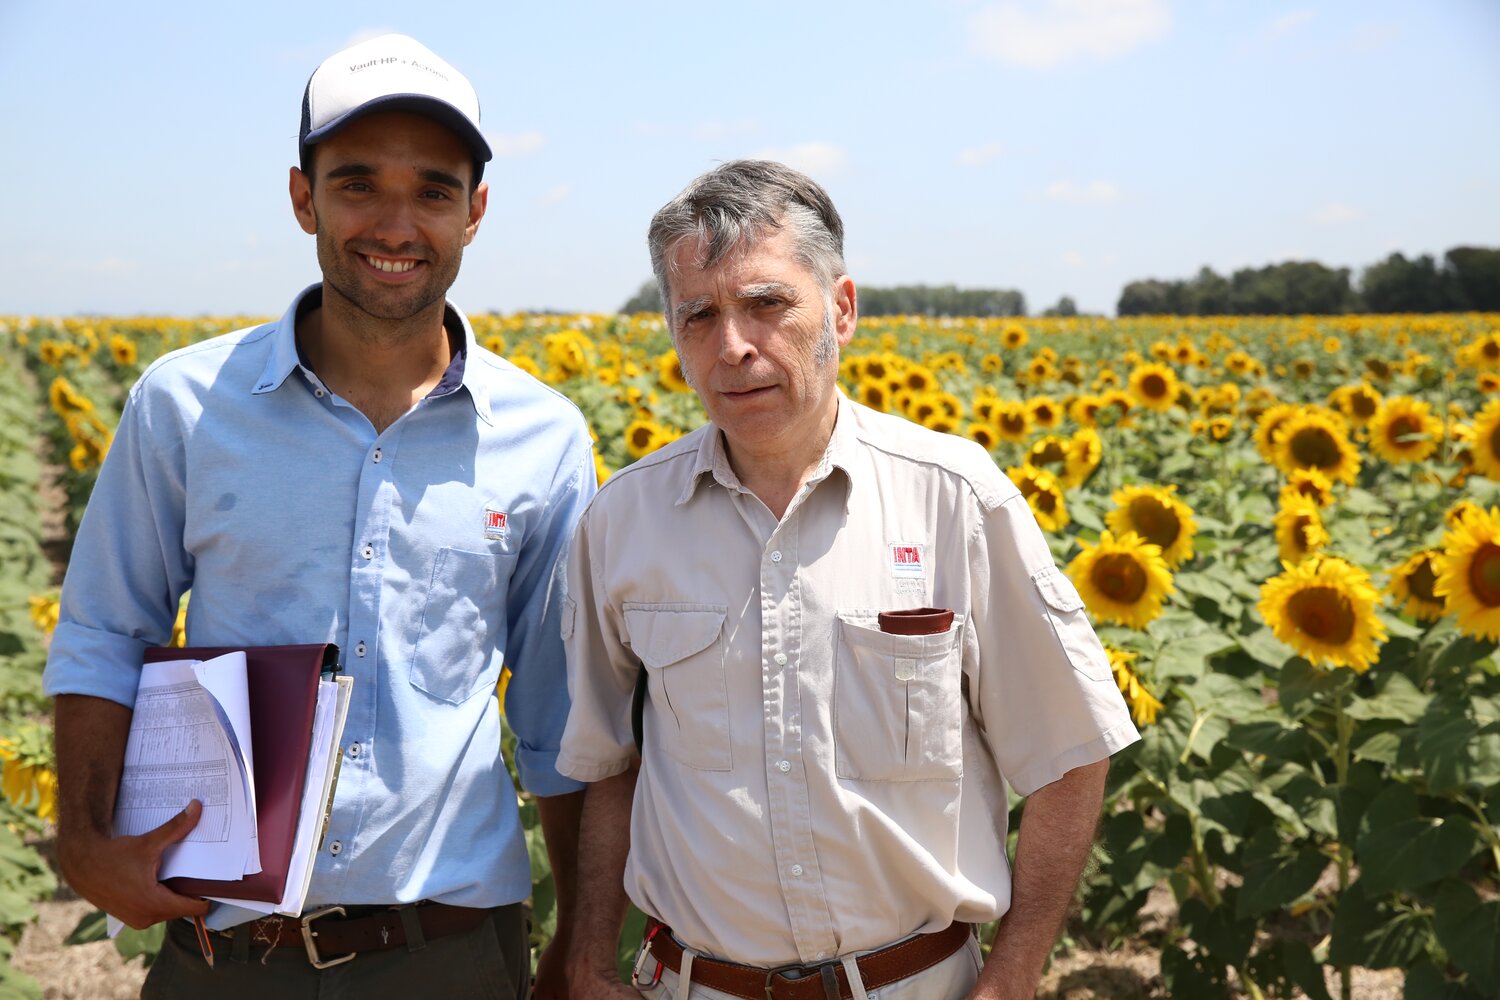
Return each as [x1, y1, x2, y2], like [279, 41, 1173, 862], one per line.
[289, 167, 317, 235]
[832, 275, 858, 348]
[463, 181, 489, 246]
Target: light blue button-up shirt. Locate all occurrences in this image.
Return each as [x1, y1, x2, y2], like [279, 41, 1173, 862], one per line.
[45, 285, 593, 925]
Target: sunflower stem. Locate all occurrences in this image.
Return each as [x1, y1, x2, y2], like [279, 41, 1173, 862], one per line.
[1455, 792, 1500, 875]
[1332, 683, 1354, 1000]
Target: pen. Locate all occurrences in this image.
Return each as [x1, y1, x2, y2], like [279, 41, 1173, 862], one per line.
[192, 915, 215, 968]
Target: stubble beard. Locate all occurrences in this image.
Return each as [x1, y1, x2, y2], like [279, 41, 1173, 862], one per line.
[317, 227, 461, 339]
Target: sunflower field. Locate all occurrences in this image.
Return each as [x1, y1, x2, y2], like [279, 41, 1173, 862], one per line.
[3, 310, 1500, 998]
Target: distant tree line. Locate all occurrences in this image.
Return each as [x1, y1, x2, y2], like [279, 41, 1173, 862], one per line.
[620, 280, 1029, 318]
[1117, 246, 1500, 316]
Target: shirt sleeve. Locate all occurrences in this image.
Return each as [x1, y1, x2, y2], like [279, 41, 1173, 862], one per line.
[556, 503, 640, 783]
[965, 493, 1140, 796]
[501, 419, 595, 797]
[43, 384, 192, 707]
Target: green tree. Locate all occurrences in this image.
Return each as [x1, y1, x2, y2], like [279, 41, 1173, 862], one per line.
[619, 280, 664, 314]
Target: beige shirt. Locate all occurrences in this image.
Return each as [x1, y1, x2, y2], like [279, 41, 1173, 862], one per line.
[558, 395, 1139, 968]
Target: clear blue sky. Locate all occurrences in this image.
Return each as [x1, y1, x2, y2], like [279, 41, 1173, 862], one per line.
[2, 0, 1496, 317]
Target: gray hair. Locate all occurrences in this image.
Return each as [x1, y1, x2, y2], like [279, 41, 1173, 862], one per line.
[648, 160, 847, 331]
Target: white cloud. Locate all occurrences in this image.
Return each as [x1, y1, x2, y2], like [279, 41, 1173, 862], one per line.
[1268, 9, 1315, 37]
[537, 184, 572, 207]
[957, 142, 1005, 167]
[1061, 251, 1087, 268]
[753, 142, 848, 176]
[1044, 179, 1120, 204]
[1311, 203, 1361, 224]
[969, 0, 1171, 69]
[488, 131, 546, 158]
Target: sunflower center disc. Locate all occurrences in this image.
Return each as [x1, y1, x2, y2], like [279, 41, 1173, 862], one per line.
[1129, 497, 1180, 549]
[1471, 543, 1500, 607]
[1143, 375, 1167, 398]
[1094, 553, 1147, 603]
[1409, 557, 1439, 604]
[1488, 421, 1500, 463]
[1286, 586, 1356, 644]
[1290, 427, 1339, 469]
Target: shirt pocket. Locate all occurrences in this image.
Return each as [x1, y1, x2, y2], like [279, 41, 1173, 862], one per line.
[1031, 566, 1112, 682]
[411, 546, 518, 705]
[833, 611, 965, 782]
[623, 602, 731, 772]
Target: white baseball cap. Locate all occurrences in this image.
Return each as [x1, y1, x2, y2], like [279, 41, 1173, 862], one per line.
[299, 34, 492, 180]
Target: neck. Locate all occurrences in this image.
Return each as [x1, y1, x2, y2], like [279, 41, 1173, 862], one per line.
[296, 285, 456, 433]
[725, 393, 841, 521]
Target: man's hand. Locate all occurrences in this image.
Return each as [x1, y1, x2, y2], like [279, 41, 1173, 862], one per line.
[968, 759, 1109, 1000]
[57, 800, 211, 929]
[53, 694, 210, 929]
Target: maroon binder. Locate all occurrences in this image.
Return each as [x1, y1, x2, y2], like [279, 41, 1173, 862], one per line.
[143, 643, 339, 903]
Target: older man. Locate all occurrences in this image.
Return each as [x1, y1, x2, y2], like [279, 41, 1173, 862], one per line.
[560, 160, 1140, 1000]
[46, 35, 591, 998]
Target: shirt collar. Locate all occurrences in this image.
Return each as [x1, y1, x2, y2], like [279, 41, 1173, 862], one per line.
[674, 392, 859, 508]
[252, 283, 493, 425]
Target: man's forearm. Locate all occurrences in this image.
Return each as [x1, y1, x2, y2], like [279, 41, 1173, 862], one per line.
[54, 694, 132, 845]
[566, 764, 639, 985]
[535, 789, 585, 928]
[972, 759, 1109, 1000]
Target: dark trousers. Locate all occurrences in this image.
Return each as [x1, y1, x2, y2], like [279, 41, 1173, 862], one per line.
[140, 904, 529, 1000]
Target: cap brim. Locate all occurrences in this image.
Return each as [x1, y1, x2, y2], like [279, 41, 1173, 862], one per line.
[301, 94, 492, 162]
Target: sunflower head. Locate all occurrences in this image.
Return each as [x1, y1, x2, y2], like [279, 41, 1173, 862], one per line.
[1106, 484, 1197, 567]
[1027, 435, 1071, 473]
[994, 400, 1032, 443]
[1389, 549, 1445, 622]
[1279, 468, 1335, 508]
[1470, 398, 1500, 481]
[1434, 506, 1500, 640]
[1274, 495, 1331, 563]
[1369, 396, 1443, 464]
[1066, 531, 1175, 630]
[1028, 395, 1062, 429]
[1006, 464, 1069, 531]
[1104, 647, 1164, 727]
[1258, 556, 1387, 672]
[1271, 408, 1361, 484]
[1128, 363, 1180, 413]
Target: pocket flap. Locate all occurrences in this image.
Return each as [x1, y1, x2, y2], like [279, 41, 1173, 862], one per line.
[623, 605, 726, 669]
[1032, 567, 1085, 613]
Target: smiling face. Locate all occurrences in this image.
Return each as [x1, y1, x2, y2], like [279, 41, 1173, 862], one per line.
[290, 110, 487, 324]
[667, 227, 856, 462]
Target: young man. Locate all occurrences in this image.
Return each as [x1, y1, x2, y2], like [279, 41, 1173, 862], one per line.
[560, 160, 1140, 999]
[45, 35, 591, 998]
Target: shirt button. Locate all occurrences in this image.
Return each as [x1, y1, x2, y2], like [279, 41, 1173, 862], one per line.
[329, 840, 343, 856]
[777, 760, 791, 773]
[314, 388, 326, 398]
[347, 743, 360, 758]
[355, 641, 367, 657]
[361, 544, 374, 560]
[770, 550, 783, 563]
[790, 864, 803, 877]
[773, 653, 788, 666]
[372, 448, 382, 463]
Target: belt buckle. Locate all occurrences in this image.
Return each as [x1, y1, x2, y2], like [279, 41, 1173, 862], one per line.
[300, 905, 356, 969]
[762, 961, 817, 1000]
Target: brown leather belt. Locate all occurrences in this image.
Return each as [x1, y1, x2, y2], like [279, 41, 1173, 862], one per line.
[641, 919, 973, 1000]
[219, 902, 490, 968]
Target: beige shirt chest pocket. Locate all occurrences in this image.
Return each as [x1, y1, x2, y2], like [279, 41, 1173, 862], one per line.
[623, 603, 731, 772]
[1031, 567, 1113, 682]
[833, 612, 966, 782]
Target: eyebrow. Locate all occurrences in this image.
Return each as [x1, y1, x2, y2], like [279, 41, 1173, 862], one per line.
[673, 295, 713, 324]
[736, 282, 798, 301]
[323, 164, 466, 189]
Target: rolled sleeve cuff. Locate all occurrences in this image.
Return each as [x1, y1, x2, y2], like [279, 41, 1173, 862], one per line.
[556, 751, 636, 784]
[1007, 720, 1141, 797]
[515, 745, 587, 797]
[42, 622, 149, 708]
